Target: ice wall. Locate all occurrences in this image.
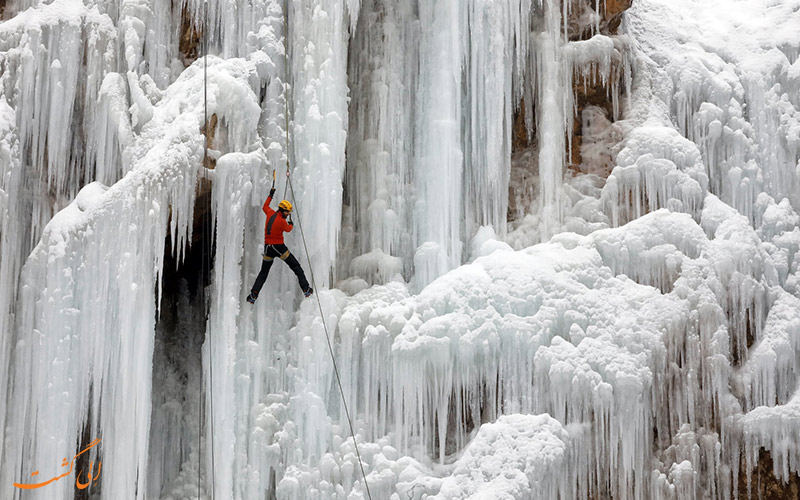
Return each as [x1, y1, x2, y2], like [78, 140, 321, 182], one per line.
[0, 18, 267, 496]
[0, 89, 21, 489]
[284, 0, 354, 285]
[1, 0, 800, 499]
[618, 0, 800, 226]
[341, 0, 633, 290]
[0, 5, 115, 449]
[343, 0, 539, 290]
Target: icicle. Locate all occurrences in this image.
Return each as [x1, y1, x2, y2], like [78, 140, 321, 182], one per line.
[532, 0, 572, 241]
[205, 152, 262, 500]
[410, 0, 467, 291]
[284, 0, 354, 288]
[341, 1, 419, 283]
[0, 94, 21, 488]
[91, 73, 134, 186]
[342, 0, 533, 289]
[1, 0, 116, 227]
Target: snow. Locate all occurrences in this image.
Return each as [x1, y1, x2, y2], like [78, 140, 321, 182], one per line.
[0, 34, 264, 499]
[267, 200, 792, 499]
[432, 414, 571, 500]
[350, 249, 403, 285]
[602, 122, 707, 227]
[626, 0, 800, 224]
[0, 0, 799, 499]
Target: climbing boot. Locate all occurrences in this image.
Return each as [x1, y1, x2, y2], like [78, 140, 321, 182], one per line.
[246, 291, 258, 304]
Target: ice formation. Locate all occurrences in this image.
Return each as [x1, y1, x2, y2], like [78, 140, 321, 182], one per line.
[0, 0, 799, 499]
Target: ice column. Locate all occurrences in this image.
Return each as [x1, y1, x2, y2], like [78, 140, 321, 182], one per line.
[206, 153, 260, 500]
[463, 0, 523, 246]
[0, 95, 21, 481]
[0, 7, 116, 490]
[286, 0, 356, 286]
[412, 0, 466, 290]
[0, 164, 196, 500]
[744, 71, 800, 211]
[344, 0, 530, 287]
[532, 0, 571, 240]
[343, 0, 418, 281]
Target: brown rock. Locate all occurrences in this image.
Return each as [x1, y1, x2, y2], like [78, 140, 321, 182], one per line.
[192, 113, 218, 245]
[603, 0, 633, 19]
[512, 98, 531, 152]
[508, 0, 633, 224]
[179, 5, 202, 65]
[738, 449, 800, 500]
[201, 113, 218, 170]
[602, 0, 633, 34]
[570, 52, 623, 172]
[563, 0, 632, 171]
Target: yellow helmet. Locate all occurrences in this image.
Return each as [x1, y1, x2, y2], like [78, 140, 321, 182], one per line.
[278, 200, 293, 212]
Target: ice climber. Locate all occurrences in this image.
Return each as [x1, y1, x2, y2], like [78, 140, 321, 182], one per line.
[246, 187, 313, 303]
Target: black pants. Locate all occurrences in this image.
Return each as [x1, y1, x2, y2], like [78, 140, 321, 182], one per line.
[251, 244, 309, 294]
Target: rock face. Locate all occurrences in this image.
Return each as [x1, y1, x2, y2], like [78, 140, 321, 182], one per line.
[602, 0, 634, 33]
[511, 0, 631, 183]
[568, 0, 629, 173]
[567, 0, 632, 39]
[179, 6, 202, 64]
[738, 450, 800, 500]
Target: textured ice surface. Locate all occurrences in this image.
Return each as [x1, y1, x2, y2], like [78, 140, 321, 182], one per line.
[432, 414, 571, 500]
[0, 0, 799, 499]
[0, 33, 265, 500]
[623, 0, 800, 224]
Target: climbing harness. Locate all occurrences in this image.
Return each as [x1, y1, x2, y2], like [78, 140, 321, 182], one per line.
[263, 244, 290, 261]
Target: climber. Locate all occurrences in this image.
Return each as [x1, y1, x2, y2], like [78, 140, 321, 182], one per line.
[246, 187, 313, 303]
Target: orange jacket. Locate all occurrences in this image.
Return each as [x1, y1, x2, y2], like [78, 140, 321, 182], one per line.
[263, 196, 293, 244]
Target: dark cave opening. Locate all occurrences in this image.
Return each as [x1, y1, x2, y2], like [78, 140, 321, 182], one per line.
[146, 187, 216, 498]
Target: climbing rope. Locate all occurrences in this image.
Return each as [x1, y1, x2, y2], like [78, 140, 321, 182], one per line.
[197, 375, 204, 499]
[198, 2, 371, 497]
[281, 0, 291, 200]
[281, 2, 373, 499]
[285, 174, 375, 500]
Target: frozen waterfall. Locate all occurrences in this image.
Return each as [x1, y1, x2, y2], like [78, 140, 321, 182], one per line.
[1, 0, 800, 499]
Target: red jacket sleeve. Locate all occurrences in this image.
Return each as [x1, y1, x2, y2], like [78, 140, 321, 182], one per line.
[278, 216, 293, 234]
[263, 196, 273, 215]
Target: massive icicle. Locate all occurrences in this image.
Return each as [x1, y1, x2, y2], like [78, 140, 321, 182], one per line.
[344, 0, 533, 290]
[1, 0, 799, 499]
[0, 51, 262, 499]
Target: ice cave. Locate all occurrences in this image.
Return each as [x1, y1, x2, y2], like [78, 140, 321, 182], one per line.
[1, 0, 799, 499]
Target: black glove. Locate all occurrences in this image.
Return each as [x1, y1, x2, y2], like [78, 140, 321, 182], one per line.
[287, 215, 293, 226]
[269, 188, 276, 198]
